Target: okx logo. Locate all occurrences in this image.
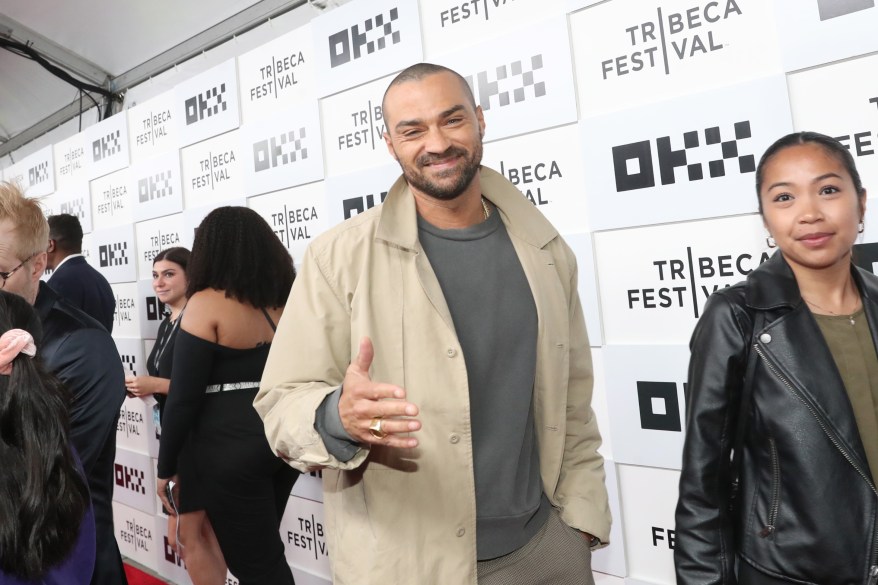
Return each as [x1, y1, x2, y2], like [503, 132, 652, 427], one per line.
[92, 130, 122, 162]
[253, 129, 308, 172]
[28, 161, 49, 185]
[114, 463, 146, 495]
[99, 242, 129, 267]
[465, 55, 546, 111]
[121, 354, 136, 375]
[853, 243, 878, 275]
[185, 84, 228, 125]
[612, 121, 755, 192]
[343, 191, 387, 219]
[817, 0, 874, 20]
[637, 381, 685, 432]
[60, 198, 86, 220]
[329, 8, 401, 68]
[145, 296, 167, 321]
[138, 171, 174, 202]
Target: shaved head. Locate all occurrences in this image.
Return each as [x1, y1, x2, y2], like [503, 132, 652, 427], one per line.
[382, 63, 476, 125]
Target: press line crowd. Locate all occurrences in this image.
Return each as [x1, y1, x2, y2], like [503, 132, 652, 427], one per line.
[1, 62, 877, 585]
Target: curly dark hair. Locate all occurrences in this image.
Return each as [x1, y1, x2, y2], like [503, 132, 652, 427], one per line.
[186, 206, 295, 307]
[0, 291, 89, 580]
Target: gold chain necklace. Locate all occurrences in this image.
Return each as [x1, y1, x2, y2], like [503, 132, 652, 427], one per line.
[481, 196, 491, 220]
[802, 296, 861, 326]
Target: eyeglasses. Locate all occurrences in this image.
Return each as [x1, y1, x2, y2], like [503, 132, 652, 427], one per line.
[0, 255, 34, 289]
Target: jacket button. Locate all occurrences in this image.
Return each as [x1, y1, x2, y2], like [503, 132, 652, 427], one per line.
[447, 348, 457, 357]
[456, 528, 465, 537]
[449, 434, 460, 444]
[759, 333, 771, 344]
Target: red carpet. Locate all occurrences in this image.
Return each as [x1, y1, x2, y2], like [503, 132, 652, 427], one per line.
[124, 562, 171, 585]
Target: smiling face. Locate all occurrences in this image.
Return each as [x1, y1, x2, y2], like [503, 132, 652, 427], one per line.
[760, 142, 866, 276]
[382, 71, 485, 202]
[152, 259, 187, 309]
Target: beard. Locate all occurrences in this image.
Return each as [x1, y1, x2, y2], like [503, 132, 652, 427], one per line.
[398, 139, 483, 201]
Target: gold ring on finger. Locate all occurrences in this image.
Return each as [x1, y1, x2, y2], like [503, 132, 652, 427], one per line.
[368, 417, 386, 439]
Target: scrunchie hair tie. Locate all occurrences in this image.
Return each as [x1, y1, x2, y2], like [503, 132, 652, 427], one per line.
[0, 328, 36, 375]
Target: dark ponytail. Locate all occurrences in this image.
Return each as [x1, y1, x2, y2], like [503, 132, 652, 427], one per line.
[0, 291, 89, 580]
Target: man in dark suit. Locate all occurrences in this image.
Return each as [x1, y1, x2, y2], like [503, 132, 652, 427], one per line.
[47, 214, 116, 333]
[0, 184, 128, 585]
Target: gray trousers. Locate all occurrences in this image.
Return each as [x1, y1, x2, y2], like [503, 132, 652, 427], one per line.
[477, 508, 596, 585]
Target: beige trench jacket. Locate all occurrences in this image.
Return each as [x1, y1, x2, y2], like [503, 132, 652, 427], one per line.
[256, 167, 611, 585]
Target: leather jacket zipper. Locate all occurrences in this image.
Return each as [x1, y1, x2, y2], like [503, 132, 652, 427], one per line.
[754, 344, 878, 580]
[759, 437, 780, 537]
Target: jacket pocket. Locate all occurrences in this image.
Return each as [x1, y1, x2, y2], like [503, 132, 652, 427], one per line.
[759, 437, 780, 539]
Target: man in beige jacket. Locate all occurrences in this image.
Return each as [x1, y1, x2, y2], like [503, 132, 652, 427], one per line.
[256, 63, 610, 585]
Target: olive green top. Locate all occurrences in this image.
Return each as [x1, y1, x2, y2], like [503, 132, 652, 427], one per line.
[813, 308, 878, 483]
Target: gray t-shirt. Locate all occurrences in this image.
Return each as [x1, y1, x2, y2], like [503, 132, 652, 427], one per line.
[418, 209, 549, 560]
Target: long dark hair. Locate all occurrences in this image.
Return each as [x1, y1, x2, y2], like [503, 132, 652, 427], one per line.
[186, 206, 295, 308]
[0, 291, 89, 580]
[755, 131, 866, 214]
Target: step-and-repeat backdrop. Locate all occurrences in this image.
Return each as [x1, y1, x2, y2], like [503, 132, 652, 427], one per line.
[3, 0, 878, 583]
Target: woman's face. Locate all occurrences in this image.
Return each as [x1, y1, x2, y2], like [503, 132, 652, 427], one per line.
[152, 260, 187, 308]
[760, 142, 866, 275]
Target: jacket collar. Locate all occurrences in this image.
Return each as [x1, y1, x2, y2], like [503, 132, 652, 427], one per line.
[747, 250, 878, 311]
[374, 165, 559, 251]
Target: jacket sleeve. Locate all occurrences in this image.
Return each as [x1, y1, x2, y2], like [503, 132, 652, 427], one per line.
[255, 244, 369, 472]
[674, 291, 750, 585]
[554, 244, 612, 544]
[55, 329, 127, 475]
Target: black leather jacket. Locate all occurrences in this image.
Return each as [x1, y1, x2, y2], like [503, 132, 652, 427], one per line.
[675, 252, 878, 585]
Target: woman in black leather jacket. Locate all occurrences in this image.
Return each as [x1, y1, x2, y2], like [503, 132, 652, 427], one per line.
[675, 132, 878, 585]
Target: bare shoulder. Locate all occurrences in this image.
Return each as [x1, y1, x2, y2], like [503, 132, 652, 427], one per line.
[180, 289, 225, 341]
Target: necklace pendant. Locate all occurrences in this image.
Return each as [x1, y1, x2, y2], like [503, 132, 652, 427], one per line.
[850, 316, 856, 326]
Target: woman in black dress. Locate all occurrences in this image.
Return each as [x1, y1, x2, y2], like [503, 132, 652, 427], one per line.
[157, 207, 299, 585]
[126, 247, 227, 585]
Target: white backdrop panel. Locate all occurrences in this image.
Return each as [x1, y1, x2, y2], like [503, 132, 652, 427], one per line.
[787, 53, 878, 197]
[155, 514, 193, 585]
[238, 24, 317, 122]
[89, 223, 137, 283]
[174, 59, 242, 148]
[127, 89, 177, 163]
[281, 495, 331, 580]
[116, 396, 159, 460]
[604, 345, 689, 470]
[54, 131, 91, 190]
[323, 163, 401, 227]
[320, 73, 394, 177]
[240, 103, 325, 197]
[571, 0, 782, 117]
[181, 130, 244, 208]
[437, 16, 577, 142]
[115, 336, 147, 379]
[593, 461, 628, 577]
[581, 75, 792, 231]
[590, 348, 612, 461]
[311, 0, 423, 98]
[594, 214, 769, 345]
[248, 181, 327, 265]
[3, 145, 55, 197]
[52, 181, 93, 233]
[90, 168, 133, 229]
[135, 214, 185, 282]
[774, 0, 878, 72]
[130, 150, 185, 223]
[86, 112, 130, 180]
[565, 232, 604, 347]
[114, 448, 156, 516]
[419, 0, 565, 57]
[482, 124, 593, 234]
[111, 281, 140, 338]
[617, 465, 680, 585]
[113, 502, 159, 572]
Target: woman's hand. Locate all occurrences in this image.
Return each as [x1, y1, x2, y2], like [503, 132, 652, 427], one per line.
[157, 475, 179, 516]
[125, 375, 168, 398]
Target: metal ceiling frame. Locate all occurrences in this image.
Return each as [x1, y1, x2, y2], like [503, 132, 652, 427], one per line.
[0, 0, 310, 158]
